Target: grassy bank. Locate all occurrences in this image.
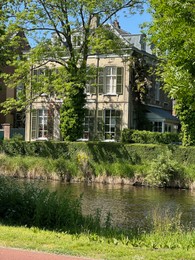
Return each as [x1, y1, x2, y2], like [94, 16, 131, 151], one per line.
[0, 225, 195, 260]
[0, 148, 194, 188]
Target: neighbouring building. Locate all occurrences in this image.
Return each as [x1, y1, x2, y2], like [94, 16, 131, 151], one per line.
[25, 21, 179, 141]
[0, 31, 30, 137]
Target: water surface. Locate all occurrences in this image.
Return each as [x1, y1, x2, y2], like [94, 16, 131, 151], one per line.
[30, 181, 195, 230]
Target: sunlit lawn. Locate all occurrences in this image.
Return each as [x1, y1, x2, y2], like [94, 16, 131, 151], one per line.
[0, 225, 195, 260]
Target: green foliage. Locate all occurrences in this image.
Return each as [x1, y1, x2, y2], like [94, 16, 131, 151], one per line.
[1, 140, 70, 158]
[151, 207, 183, 234]
[121, 129, 180, 144]
[1, 140, 195, 184]
[90, 161, 135, 178]
[0, 176, 101, 233]
[148, 0, 195, 145]
[11, 133, 24, 141]
[2, 0, 144, 141]
[146, 150, 186, 187]
[121, 129, 135, 143]
[60, 85, 86, 141]
[0, 5, 26, 69]
[54, 157, 78, 180]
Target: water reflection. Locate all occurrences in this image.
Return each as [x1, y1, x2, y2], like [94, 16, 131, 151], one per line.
[20, 180, 195, 230]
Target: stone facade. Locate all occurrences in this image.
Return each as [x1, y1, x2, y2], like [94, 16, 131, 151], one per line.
[24, 24, 179, 141]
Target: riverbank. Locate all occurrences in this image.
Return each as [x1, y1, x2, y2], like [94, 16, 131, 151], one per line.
[0, 152, 195, 189]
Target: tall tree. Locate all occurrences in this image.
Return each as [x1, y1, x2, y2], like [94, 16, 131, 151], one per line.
[2, 0, 144, 141]
[147, 0, 195, 145]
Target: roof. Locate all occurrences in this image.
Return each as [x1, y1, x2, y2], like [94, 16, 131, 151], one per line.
[110, 23, 153, 55]
[145, 106, 179, 122]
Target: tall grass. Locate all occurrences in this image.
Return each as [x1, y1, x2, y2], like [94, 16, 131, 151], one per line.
[0, 153, 139, 181]
[151, 207, 183, 233]
[0, 152, 193, 187]
[0, 176, 102, 233]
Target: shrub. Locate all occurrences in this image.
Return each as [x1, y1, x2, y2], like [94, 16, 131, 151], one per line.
[54, 157, 78, 180]
[11, 133, 24, 141]
[121, 129, 181, 144]
[0, 176, 100, 233]
[121, 129, 135, 143]
[151, 207, 183, 234]
[76, 151, 90, 174]
[145, 150, 186, 187]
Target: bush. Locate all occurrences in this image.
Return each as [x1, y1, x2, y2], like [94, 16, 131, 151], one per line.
[11, 133, 24, 141]
[145, 150, 186, 187]
[54, 157, 78, 180]
[121, 129, 181, 144]
[121, 129, 135, 143]
[0, 176, 100, 233]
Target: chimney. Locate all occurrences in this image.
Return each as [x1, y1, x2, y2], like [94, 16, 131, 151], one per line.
[113, 20, 121, 29]
[90, 15, 100, 29]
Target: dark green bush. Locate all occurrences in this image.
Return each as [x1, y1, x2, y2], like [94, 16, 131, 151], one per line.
[0, 176, 100, 233]
[121, 129, 135, 143]
[1, 141, 70, 158]
[121, 129, 181, 145]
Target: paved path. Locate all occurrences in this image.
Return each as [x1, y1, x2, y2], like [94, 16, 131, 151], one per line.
[0, 247, 94, 260]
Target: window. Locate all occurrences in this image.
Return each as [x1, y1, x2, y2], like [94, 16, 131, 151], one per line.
[85, 75, 96, 94]
[83, 110, 95, 139]
[165, 124, 172, 132]
[83, 109, 122, 140]
[104, 109, 121, 139]
[155, 81, 160, 101]
[105, 67, 117, 94]
[31, 109, 53, 139]
[32, 68, 57, 97]
[72, 35, 82, 47]
[16, 84, 24, 100]
[140, 36, 146, 51]
[98, 66, 123, 95]
[15, 112, 25, 128]
[153, 121, 162, 132]
[33, 68, 45, 81]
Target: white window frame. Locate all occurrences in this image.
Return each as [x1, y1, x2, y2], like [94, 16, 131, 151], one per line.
[105, 66, 117, 94]
[104, 109, 121, 140]
[31, 109, 48, 140]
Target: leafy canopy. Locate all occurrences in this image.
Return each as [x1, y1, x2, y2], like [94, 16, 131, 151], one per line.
[2, 0, 145, 140]
[148, 0, 195, 145]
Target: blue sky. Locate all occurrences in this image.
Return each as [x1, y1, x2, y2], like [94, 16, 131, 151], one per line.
[117, 9, 152, 34]
[28, 5, 152, 47]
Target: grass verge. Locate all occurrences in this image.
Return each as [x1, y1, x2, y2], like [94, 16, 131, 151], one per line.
[0, 225, 195, 260]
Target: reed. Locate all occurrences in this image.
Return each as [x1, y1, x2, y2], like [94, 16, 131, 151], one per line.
[0, 176, 101, 233]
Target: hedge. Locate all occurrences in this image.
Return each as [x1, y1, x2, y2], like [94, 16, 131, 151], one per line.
[1, 140, 195, 165]
[121, 129, 181, 144]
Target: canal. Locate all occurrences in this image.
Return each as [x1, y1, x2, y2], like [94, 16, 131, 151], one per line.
[28, 180, 195, 230]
